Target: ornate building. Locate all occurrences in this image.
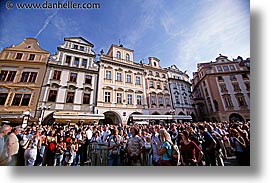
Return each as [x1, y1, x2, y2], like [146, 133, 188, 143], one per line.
[165, 65, 196, 121]
[96, 44, 147, 125]
[192, 54, 250, 122]
[36, 37, 103, 125]
[143, 57, 172, 116]
[0, 38, 50, 125]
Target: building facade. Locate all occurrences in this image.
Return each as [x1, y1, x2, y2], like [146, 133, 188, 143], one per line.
[36, 37, 102, 125]
[0, 38, 50, 125]
[143, 57, 173, 116]
[165, 65, 196, 121]
[192, 54, 250, 122]
[96, 44, 147, 125]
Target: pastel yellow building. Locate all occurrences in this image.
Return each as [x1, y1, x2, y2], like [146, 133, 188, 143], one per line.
[96, 44, 147, 125]
[0, 38, 50, 125]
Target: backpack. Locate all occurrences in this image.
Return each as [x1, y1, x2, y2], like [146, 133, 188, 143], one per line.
[166, 141, 180, 166]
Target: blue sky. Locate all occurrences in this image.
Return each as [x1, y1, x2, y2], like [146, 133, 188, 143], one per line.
[0, 0, 250, 77]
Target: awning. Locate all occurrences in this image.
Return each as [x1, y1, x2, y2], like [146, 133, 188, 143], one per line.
[131, 114, 192, 120]
[53, 112, 105, 120]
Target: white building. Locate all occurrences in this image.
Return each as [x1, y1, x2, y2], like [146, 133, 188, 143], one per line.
[165, 65, 196, 121]
[36, 37, 103, 125]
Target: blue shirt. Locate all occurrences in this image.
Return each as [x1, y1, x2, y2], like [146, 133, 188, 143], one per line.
[162, 141, 172, 161]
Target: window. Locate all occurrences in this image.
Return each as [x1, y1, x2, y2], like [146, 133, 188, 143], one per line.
[224, 97, 233, 107]
[21, 94, 31, 106]
[137, 95, 142, 105]
[0, 93, 8, 105]
[155, 72, 159, 77]
[83, 93, 90, 104]
[20, 72, 30, 82]
[162, 74, 166, 78]
[116, 73, 122, 81]
[16, 53, 23, 60]
[0, 70, 8, 81]
[117, 93, 122, 104]
[104, 92, 111, 102]
[184, 97, 188, 105]
[220, 84, 227, 93]
[154, 62, 157, 67]
[204, 88, 209, 96]
[116, 51, 121, 59]
[74, 57, 80, 67]
[151, 96, 156, 105]
[52, 70, 61, 80]
[223, 65, 229, 71]
[73, 45, 78, 49]
[80, 46, 85, 51]
[158, 97, 163, 106]
[12, 94, 22, 106]
[82, 59, 88, 68]
[65, 55, 71, 65]
[233, 83, 240, 91]
[127, 94, 132, 104]
[165, 98, 170, 106]
[229, 65, 236, 70]
[218, 76, 223, 81]
[0, 71, 16, 82]
[70, 73, 77, 82]
[66, 92, 75, 103]
[126, 53, 130, 61]
[173, 83, 177, 89]
[28, 72, 37, 83]
[126, 74, 132, 83]
[136, 76, 141, 85]
[149, 81, 154, 88]
[106, 70, 111, 80]
[85, 75, 92, 84]
[164, 84, 168, 90]
[28, 54, 35, 61]
[157, 82, 161, 89]
[237, 96, 247, 106]
[48, 90, 57, 102]
[12, 94, 31, 106]
[230, 75, 236, 80]
[175, 96, 180, 104]
[217, 66, 222, 71]
[148, 70, 152, 76]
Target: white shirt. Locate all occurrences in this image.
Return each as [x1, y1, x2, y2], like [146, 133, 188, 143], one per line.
[86, 129, 93, 140]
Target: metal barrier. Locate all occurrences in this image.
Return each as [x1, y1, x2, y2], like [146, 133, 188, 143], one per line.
[87, 142, 108, 166]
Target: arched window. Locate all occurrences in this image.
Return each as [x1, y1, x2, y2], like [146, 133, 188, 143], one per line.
[116, 51, 121, 59]
[126, 53, 130, 61]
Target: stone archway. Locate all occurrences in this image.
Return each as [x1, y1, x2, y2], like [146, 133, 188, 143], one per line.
[229, 113, 244, 122]
[127, 112, 142, 125]
[103, 111, 122, 125]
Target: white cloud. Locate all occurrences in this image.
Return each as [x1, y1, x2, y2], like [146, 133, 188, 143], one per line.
[174, 0, 250, 75]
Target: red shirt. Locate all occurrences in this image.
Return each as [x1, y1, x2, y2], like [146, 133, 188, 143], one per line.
[180, 141, 201, 163]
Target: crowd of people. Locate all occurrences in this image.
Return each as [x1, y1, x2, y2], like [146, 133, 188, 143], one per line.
[0, 120, 250, 166]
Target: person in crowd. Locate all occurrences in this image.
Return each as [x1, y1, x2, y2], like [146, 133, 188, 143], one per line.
[6, 126, 22, 166]
[107, 127, 123, 166]
[150, 125, 161, 166]
[179, 130, 203, 166]
[126, 126, 144, 166]
[230, 128, 248, 166]
[153, 128, 173, 166]
[23, 129, 42, 166]
[0, 125, 11, 165]
[54, 136, 66, 166]
[198, 124, 217, 166]
[43, 130, 57, 166]
[90, 131, 102, 143]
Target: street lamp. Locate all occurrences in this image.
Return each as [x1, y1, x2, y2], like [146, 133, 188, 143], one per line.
[22, 110, 31, 128]
[38, 105, 51, 125]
